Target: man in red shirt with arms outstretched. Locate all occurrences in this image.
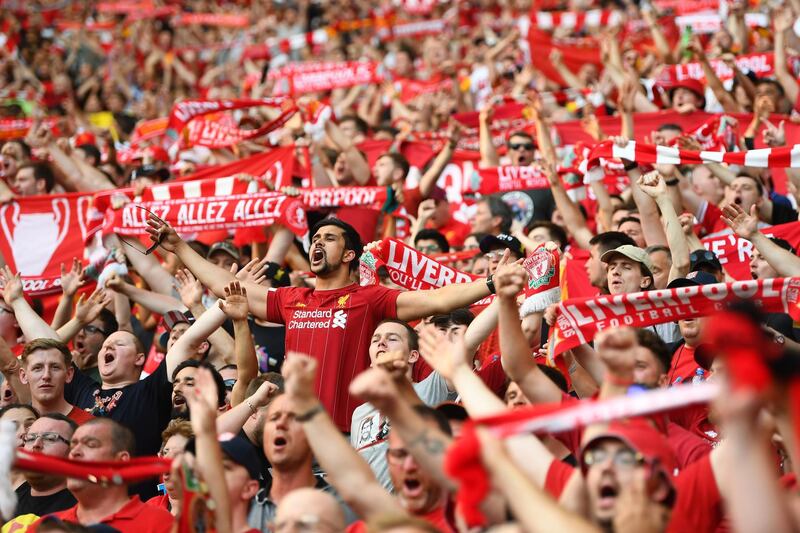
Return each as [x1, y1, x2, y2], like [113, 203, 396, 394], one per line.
[146, 216, 521, 430]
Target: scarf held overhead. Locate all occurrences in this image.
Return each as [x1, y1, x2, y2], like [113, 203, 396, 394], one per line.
[549, 277, 800, 357]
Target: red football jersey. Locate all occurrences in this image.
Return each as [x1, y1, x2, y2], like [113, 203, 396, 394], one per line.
[266, 283, 401, 430]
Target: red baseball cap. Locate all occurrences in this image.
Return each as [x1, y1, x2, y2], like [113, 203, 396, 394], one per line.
[145, 145, 170, 163]
[580, 418, 678, 478]
[669, 78, 706, 107]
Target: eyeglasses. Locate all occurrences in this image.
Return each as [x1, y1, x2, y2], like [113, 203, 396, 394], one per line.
[583, 447, 643, 469]
[417, 245, 441, 255]
[272, 515, 340, 533]
[82, 324, 103, 335]
[117, 205, 166, 255]
[386, 447, 411, 465]
[23, 432, 71, 446]
[508, 142, 535, 151]
[223, 379, 237, 391]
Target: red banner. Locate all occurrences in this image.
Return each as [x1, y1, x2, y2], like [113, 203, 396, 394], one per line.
[701, 222, 800, 280]
[531, 9, 622, 31]
[473, 166, 550, 194]
[173, 13, 250, 27]
[652, 0, 719, 14]
[0, 117, 60, 141]
[0, 192, 98, 295]
[659, 53, 793, 85]
[550, 277, 800, 356]
[270, 61, 384, 96]
[301, 187, 388, 210]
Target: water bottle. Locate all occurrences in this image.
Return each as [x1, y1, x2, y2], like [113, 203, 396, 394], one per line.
[691, 368, 705, 385]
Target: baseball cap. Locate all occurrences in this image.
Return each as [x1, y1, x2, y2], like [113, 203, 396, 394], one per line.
[186, 433, 261, 480]
[666, 270, 718, 289]
[600, 245, 654, 275]
[669, 78, 706, 107]
[130, 163, 170, 182]
[159, 310, 194, 347]
[689, 249, 722, 273]
[581, 418, 678, 481]
[479, 234, 525, 258]
[208, 241, 241, 262]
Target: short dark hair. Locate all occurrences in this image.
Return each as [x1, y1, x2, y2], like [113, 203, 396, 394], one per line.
[410, 404, 452, 437]
[96, 308, 118, 337]
[76, 144, 101, 165]
[338, 115, 369, 135]
[309, 218, 363, 273]
[414, 229, 450, 253]
[377, 319, 419, 352]
[528, 221, 568, 250]
[481, 196, 513, 234]
[589, 231, 636, 254]
[770, 237, 796, 254]
[83, 418, 136, 454]
[38, 412, 79, 434]
[0, 403, 39, 420]
[537, 364, 569, 393]
[735, 174, 764, 197]
[22, 338, 72, 367]
[17, 162, 55, 192]
[756, 78, 785, 97]
[379, 152, 410, 180]
[635, 328, 672, 374]
[449, 308, 474, 327]
[617, 216, 642, 228]
[657, 123, 683, 134]
[171, 360, 226, 407]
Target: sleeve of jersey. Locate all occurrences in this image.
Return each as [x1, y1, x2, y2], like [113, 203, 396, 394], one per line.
[553, 393, 584, 456]
[544, 459, 575, 499]
[666, 454, 724, 533]
[368, 285, 401, 320]
[265, 287, 287, 324]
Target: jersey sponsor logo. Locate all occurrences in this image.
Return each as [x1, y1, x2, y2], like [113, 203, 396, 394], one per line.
[332, 309, 348, 329]
[287, 307, 348, 330]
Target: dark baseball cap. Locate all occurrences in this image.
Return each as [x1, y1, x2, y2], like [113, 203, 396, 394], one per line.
[479, 234, 525, 258]
[129, 163, 170, 183]
[186, 433, 261, 480]
[689, 249, 722, 272]
[666, 270, 718, 289]
[208, 241, 241, 262]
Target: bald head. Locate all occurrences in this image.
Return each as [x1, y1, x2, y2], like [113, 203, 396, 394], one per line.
[275, 488, 345, 532]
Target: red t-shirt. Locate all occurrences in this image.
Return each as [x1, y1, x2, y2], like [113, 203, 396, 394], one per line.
[544, 458, 576, 499]
[346, 504, 453, 533]
[696, 201, 726, 237]
[28, 496, 173, 533]
[668, 344, 702, 386]
[667, 454, 724, 533]
[145, 493, 169, 511]
[430, 218, 472, 249]
[266, 283, 401, 430]
[67, 406, 94, 426]
[666, 421, 712, 469]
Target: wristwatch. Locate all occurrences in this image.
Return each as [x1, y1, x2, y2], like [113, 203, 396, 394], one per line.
[486, 274, 496, 294]
[665, 178, 680, 187]
[774, 334, 786, 345]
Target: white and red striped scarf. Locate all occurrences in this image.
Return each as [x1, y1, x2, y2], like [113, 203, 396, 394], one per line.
[584, 139, 800, 181]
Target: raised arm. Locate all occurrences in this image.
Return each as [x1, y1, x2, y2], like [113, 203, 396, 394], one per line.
[56, 289, 112, 342]
[324, 120, 370, 185]
[688, 40, 742, 113]
[544, 160, 594, 250]
[145, 215, 267, 318]
[166, 303, 228, 380]
[638, 172, 690, 282]
[0, 267, 59, 341]
[773, 8, 799, 106]
[418, 124, 460, 198]
[50, 259, 85, 330]
[216, 380, 278, 436]
[722, 203, 800, 276]
[104, 274, 183, 315]
[495, 263, 563, 404]
[174, 269, 235, 365]
[282, 355, 403, 520]
[217, 282, 257, 407]
[479, 104, 500, 168]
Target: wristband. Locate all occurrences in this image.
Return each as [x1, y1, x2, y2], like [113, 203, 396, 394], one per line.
[245, 398, 258, 415]
[604, 372, 634, 387]
[296, 403, 324, 422]
[623, 161, 638, 172]
[264, 261, 290, 287]
[486, 274, 496, 294]
[665, 178, 680, 187]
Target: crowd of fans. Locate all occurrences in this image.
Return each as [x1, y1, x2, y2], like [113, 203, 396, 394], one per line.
[2, 0, 800, 532]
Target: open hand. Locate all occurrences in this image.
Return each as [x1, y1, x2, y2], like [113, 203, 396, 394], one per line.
[721, 203, 759, 240]
[218, 281, 249, 321]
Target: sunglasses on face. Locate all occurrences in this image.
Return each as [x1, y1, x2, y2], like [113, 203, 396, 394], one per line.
[508, 142, 535, 151]
[583, 447, 643, 469]
[82, 324, 104, 336]
[223, 379, 237, 391]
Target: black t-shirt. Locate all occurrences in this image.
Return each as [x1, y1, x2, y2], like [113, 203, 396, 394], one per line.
[248, 319, 286, 373]
[771, 201, 799, 225]
[15, 483, 76, 517]
[64, 360, 173, 457]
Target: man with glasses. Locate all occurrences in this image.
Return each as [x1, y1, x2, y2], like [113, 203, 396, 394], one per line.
[18, 338, 93, 425]
[72, 308, 118, 384]
[13, 413, 78, 518]
[26, 417, 174, 532]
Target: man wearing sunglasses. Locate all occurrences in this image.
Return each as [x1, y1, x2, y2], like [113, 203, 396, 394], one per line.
[13, 413, 78, 518]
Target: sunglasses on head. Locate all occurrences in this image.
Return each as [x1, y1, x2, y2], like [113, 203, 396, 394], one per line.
[117, 205, 166, 255]
[508, 142, 535, 151]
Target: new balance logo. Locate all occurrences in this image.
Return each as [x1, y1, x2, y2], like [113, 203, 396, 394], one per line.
[332, 310, 348, 329]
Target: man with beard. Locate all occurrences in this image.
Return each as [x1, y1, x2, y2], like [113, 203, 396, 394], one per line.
[170, 360, 225, 420]
[281, 354, 454, 532]
[146, 216, 525, 432]
[12, 413, 78, 518]
[19, 338, 93, 425]
[26, 418, 173, 532]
